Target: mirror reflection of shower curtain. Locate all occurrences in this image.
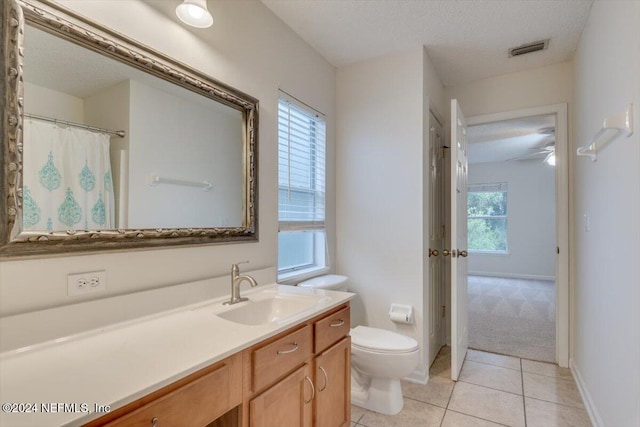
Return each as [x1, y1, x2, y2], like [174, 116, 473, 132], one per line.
[23, 119, 115, 231]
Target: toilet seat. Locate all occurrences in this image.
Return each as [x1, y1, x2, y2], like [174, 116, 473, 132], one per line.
[351, 326, 418, 354]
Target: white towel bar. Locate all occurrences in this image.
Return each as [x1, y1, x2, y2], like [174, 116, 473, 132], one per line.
[149, 174, 213, 191]
[577, 104, 633, 161]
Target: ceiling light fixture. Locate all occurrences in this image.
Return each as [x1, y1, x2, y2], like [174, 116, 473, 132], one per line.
[545, 152, 556, 166]
[176, 0, 213, 28]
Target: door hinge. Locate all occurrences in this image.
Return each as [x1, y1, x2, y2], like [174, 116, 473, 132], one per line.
[557, 246, 560, 254]
[442, 305, 446, 318]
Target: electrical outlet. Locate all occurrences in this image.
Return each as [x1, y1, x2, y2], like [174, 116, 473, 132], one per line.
[68, 270, 107, 296]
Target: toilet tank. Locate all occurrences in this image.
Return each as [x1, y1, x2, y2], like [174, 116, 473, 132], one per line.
[298, 274, 348, 291]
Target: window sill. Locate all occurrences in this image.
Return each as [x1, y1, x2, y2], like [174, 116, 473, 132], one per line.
[277, 266, 330, 286]
[469, 250, 510, 255]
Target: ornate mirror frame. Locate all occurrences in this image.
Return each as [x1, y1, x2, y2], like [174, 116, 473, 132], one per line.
[0, 0, 258, 257]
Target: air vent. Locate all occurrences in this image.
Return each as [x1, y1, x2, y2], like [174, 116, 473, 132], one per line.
[508, 39, 549, 57]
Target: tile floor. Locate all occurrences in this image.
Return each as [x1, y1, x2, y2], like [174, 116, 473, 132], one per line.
[350, 347, 592, 427]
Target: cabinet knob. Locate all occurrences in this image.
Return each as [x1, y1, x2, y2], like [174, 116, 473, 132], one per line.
[442, 249, 451, 256]
[151, 417, 158, 427]
[304, 376, 315, 404]
[318, 366, 328, 392]
[458, 250, 468, 257]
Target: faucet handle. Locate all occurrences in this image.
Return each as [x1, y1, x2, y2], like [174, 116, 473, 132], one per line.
[231, 260, 249, 273]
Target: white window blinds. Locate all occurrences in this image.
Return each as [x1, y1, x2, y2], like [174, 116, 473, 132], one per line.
[278, 95, 326, 231]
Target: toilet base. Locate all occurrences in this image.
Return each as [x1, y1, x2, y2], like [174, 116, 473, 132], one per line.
[351, 376, 404, 415]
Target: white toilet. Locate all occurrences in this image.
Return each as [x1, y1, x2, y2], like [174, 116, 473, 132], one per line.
[299, 275, 419, 415]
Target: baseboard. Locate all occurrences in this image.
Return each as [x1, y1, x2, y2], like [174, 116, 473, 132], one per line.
[570, 358, 604, 427]
[469, 271, 556, 281]
[404, 363, 428, 385]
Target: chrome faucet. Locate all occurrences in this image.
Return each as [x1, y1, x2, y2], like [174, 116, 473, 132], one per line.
[223, 261, 258, 305]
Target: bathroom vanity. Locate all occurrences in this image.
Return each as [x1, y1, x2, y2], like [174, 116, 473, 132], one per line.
[0, 285, 353, 427]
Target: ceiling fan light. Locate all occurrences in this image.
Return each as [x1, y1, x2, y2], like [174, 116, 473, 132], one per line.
[545, 152, 556, 166]
[176, 0, 213, 28]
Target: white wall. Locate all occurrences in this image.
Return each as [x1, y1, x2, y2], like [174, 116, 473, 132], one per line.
[571, 1, 640, 426]
[336, 48, 444, 380]
[445, 61, 573, 118]
[0, 0, 335, 318]
[468, 160, 556, 279]
[127, 80, 243, 229]
[24, 82, 84, 122]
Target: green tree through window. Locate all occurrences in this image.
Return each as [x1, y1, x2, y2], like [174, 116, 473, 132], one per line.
[468, 185, 508, 252]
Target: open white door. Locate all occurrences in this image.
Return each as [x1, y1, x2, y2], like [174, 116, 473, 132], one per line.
[450, 99, 469, 381]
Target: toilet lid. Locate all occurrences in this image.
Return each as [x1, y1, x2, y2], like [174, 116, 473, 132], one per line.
[350, 326, 419, 353]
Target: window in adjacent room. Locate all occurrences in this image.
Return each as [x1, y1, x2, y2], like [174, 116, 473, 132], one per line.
[277, 93, 327, 278]
[467, 183, 508, 253]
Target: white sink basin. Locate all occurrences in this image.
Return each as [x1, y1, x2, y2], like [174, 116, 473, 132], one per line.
[217, 290, 327, 326]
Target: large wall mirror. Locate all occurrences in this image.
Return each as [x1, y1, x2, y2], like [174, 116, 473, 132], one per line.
[1, 0, 258, 256]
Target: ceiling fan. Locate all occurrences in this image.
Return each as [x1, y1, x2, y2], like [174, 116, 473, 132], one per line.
[507, 126, 556, 165]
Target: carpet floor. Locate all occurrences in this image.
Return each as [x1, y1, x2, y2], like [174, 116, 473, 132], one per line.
[468, 275, 556, 362]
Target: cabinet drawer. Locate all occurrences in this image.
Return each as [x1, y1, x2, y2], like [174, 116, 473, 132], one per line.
[102, 355, 241, 427]
[252, 325, 313, 392]
[314, 306, 350, 353]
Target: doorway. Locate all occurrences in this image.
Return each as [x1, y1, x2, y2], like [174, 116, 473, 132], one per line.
[466, 113, 557, 362]
[465, 104, 569, 367]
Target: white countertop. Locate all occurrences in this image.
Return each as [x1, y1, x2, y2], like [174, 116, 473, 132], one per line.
[0, 284, 354, 427]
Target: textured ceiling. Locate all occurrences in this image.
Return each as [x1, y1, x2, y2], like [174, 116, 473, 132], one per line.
[261, 0, 593, 86]
[24, 25, 135, 98]
[467, 114, 556, 164]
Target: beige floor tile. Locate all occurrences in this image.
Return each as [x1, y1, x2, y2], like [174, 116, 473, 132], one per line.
[439, 345, 452, 356]
[459, 360, 523, 395]
[449, 382, 525, 427]
[522, 359, 573, 380]
[523, 372, 585, 409]
[402, 375, 455, 407]
[442, 410, 506, 427]
[525, 397, 592, 427]
[430, 352, 451, 378]
[357, 398, 445, 427]
[467, 349, 521, 371]
[351, 404, 366, 423]
[351, 423, 357, 427]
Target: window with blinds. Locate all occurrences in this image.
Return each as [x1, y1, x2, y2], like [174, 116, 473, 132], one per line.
[277, 94, 327, 275]
[467, 182, 508, 253]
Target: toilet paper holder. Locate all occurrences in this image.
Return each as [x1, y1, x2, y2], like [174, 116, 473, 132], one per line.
[388, 304, 414, 325]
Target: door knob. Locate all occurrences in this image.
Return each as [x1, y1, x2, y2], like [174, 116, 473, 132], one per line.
[429, 248, 439, 257]
[442, 249, 450, 256]
[459, 250, 468, 257]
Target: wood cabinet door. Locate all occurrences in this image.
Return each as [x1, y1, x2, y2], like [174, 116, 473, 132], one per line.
[314, 337, 351, 427]
[249, 364, 313, 427]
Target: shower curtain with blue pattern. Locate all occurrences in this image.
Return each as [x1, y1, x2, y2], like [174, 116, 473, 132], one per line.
[23, 119, 115, 231]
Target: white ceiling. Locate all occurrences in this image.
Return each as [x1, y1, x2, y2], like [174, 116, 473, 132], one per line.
[261, 0, 593, 86]
[467, 114, 556, 164]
